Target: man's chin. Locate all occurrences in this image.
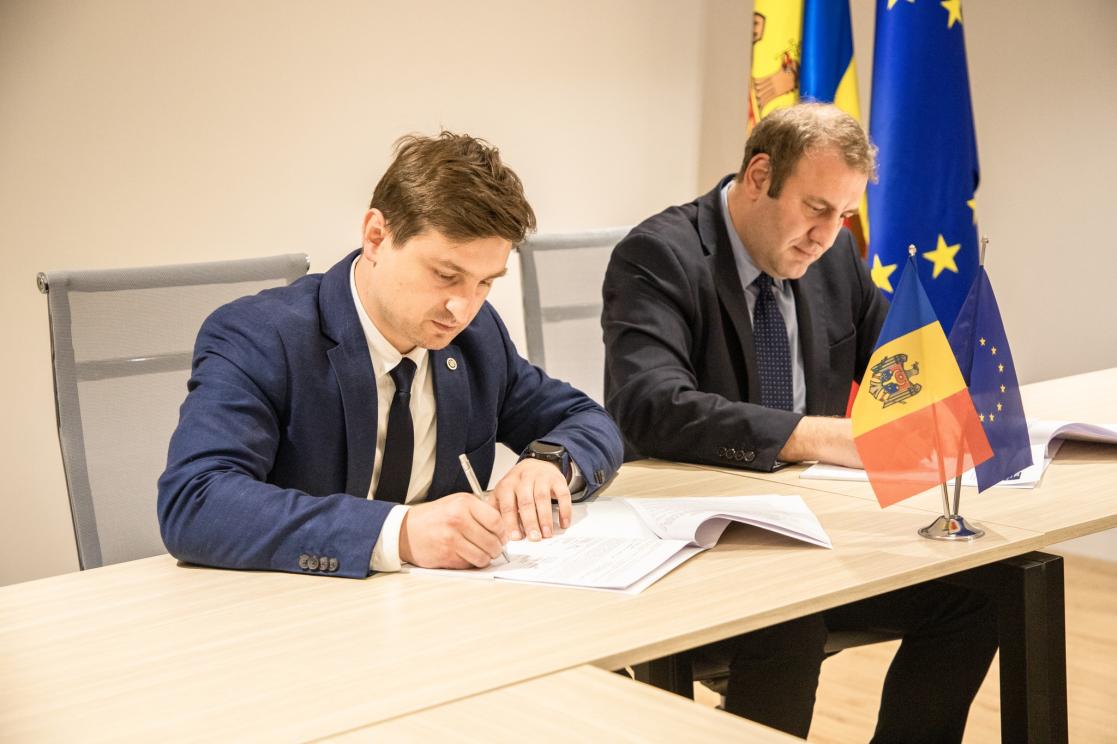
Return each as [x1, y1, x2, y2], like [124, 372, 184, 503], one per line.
[420, 327, 463, 350]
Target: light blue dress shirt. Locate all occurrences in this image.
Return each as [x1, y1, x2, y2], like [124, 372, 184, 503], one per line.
[719, 181, 807, 414]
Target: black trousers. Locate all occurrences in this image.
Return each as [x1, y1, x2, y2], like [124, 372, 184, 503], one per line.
[695, 579, 998, 743]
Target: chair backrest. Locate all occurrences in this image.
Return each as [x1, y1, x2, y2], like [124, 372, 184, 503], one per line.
[37, 253, 310, 569]
[518, 227, 631, 404]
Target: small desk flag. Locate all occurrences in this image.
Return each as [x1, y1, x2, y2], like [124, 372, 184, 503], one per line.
[866, 0, 980, 332]
[948, 267, 1033, 490]
[852, 254, 992, 508]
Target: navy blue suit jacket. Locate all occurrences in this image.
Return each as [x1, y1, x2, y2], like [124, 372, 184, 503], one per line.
[158, 250, 623, 578]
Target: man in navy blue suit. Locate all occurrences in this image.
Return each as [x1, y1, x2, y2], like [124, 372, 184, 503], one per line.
[158, 132, 623, 578]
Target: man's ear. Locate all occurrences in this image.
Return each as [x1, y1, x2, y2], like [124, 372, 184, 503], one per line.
[741, 153, 772, 200]
[361, 209, 388, 261]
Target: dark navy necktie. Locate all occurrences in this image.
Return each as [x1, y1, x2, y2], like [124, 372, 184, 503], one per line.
[752, 273, 794, 411]
[376, 358, 417, 503]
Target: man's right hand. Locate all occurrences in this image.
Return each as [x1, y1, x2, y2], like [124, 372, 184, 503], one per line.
[779, 416, 863, 469]
[397, 493, 508, 569]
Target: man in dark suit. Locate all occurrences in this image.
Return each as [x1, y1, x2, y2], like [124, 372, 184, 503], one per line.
[603, 104, 996, 742]
[159, 131, 622, 578]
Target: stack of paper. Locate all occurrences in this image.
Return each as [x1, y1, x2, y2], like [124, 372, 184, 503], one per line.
[405, 495, 830, 594]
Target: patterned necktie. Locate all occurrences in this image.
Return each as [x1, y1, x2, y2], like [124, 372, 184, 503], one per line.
[376, 358, 417, 503]
[752, 273, 794, 411]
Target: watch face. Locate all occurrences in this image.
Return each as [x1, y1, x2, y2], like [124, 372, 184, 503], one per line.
[531, 441, 564, 457]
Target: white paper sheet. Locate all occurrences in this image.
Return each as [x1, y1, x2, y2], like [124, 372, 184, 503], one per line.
[404, 494, 830, 593]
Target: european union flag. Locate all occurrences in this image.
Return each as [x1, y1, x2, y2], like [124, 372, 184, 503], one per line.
[948, 267, 1033, 491]
[867, 0, 979, 333]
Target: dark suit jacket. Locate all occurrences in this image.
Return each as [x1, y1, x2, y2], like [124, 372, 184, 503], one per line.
[602, 177, 887, 472]
[158, 250, 623, 578]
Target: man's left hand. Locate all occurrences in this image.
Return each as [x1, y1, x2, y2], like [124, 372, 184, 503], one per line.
[490, 458, 572, 542]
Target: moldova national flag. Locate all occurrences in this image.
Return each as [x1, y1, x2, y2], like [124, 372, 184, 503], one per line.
[852, 254, 992, 508]
[948, 267, 1033, 490]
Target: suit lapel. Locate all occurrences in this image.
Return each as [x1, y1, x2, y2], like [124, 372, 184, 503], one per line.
[320, 250, 377, 497]
[429, 344, 471, 498]
[791, 271, 828, 415]
[699, 180, 762, 404]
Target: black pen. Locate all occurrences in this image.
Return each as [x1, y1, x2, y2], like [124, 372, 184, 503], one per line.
[458, 453, 511, 563]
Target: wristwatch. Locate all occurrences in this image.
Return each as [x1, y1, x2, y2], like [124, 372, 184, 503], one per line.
[522, 440, 572, 482]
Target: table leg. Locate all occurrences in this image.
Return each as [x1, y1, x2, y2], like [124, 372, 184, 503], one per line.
[631, 654, 694, 698]
[951, 551, 1069, 744]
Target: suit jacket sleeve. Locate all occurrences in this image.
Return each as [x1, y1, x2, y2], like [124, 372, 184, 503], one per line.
[157, 301, 389, 579]
[484, 308, 623, 499]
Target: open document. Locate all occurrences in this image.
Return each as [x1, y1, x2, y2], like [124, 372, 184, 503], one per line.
[801, 419, 1117, 489]
[404, 495, 831, 594]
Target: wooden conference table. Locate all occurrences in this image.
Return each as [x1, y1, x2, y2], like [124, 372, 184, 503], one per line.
[2, 370, 1113, 741]
[667, 367, 1117, 742]
[333, 665, 800, 742]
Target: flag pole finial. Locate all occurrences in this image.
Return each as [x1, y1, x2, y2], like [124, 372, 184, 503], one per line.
[907, 244, 917, 257]
[979, 235, 988, 266]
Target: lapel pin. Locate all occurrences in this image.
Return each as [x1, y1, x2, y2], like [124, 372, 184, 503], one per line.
[446, 357, 458, 370]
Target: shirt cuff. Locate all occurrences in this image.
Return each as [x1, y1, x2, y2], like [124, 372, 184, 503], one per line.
[370, 504, 410, 573]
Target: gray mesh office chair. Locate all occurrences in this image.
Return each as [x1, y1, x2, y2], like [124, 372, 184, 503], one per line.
[518, 227, 632, 404]
[38, 253, 309, 569]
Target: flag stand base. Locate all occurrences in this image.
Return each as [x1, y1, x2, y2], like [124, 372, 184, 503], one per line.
[918, 515, 985, 540]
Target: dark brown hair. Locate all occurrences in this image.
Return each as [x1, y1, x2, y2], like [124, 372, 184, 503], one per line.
[370, 131, 537, 246]
[738, 103, 878, 197]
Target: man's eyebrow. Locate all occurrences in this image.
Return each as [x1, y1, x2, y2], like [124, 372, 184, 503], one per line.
[806, 195, 858, 214]
[436, 259, 508, 280]
[804, 195, 836, 209]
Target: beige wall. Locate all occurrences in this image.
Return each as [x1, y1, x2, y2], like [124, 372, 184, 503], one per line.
[0, 0, 731, 585]
[2, 0, 1114, 586]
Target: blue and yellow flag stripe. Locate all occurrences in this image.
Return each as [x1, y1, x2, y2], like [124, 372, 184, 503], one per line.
[801, 0, 868, 250]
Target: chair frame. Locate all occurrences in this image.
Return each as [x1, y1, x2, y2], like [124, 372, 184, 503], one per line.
[518, 227, 631, 369]
[38, 253, 310, 569]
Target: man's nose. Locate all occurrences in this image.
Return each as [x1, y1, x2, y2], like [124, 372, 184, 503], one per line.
[444, 294, 469, 322]
[809, 213, 844, 247]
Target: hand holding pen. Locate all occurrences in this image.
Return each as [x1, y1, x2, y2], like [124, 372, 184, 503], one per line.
[459, 453, 511, 563]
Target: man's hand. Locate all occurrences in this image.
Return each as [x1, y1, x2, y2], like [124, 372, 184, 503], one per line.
[398, 493, 507, 569]
[491, 458, 572, 542]
[779, 416, 863, 468]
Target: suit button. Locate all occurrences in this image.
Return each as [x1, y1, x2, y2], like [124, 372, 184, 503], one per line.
[594, 469, 606, 484]
[298, 554, 310, 570]
[308, 556, 320, 571]
[328, 557, 339, 572]
[734, 451, 745, 461]
[717, 447, 727, 458]
[743, 451, 756, 463]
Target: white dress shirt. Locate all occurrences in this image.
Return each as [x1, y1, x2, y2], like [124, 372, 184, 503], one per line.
[720, 181, 807, 414]
[349, 257, 438, 572]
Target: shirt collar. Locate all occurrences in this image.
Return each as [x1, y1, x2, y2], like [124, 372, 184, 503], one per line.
[719, 180, 787, 292]
[349, 256, 428, 379]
